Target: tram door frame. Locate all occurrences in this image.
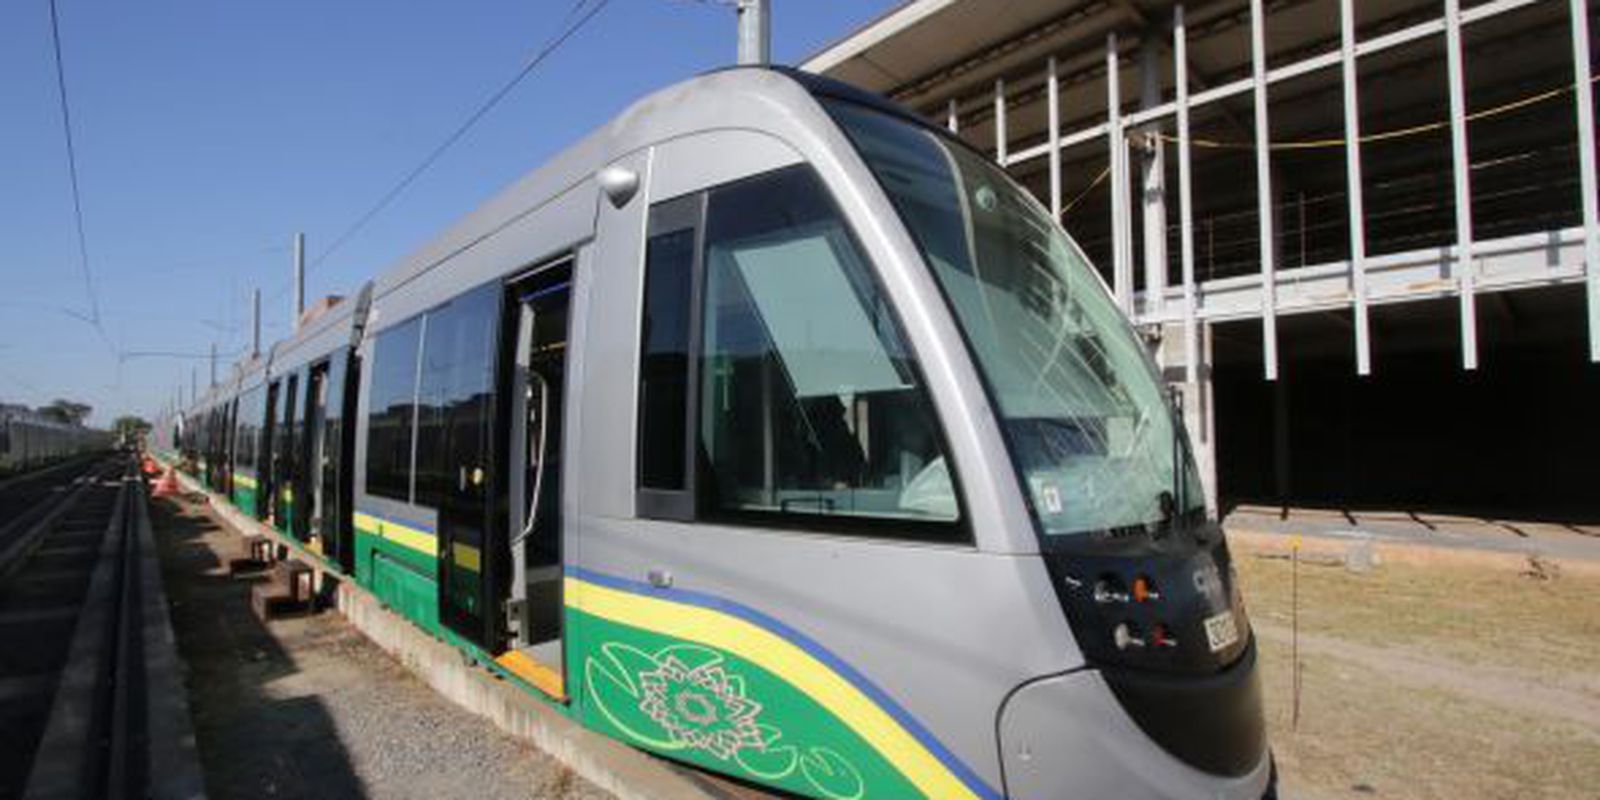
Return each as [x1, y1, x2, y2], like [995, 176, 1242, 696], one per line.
[261, 379, 280, 522]
[304, 360, 331, 551]
[502, 258, 573, 669]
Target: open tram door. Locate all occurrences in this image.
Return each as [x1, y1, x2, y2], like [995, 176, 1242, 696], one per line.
[507, 258, 571, 699]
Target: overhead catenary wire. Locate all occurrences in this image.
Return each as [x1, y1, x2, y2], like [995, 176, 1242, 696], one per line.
[307, 0, 615, 274]
[45, 0, 102, 333]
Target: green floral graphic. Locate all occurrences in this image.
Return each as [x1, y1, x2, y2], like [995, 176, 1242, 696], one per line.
[637, 654, 765, 759]
[584, 640, 868, 799]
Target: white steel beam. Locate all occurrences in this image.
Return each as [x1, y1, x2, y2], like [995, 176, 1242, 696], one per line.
[1176, 5, 1198, 384]
[1572, 0, 1600, 361]
[1341, 0, 1372, 376]
[1049, 56, 1062, 219]
[1446, 0, 1479, 370]
[1250, 0, 1278, 380]
[994, 78, 1008, 164]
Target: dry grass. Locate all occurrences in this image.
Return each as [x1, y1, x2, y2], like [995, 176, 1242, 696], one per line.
[1234, 544, 1600, 799]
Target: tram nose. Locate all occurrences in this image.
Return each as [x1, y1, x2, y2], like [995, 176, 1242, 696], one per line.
[996, 663, 1272, 800]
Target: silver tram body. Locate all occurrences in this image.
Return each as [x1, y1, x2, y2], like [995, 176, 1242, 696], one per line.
[161, 68, 1270, 799]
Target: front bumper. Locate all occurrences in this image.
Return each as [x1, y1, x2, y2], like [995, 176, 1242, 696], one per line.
[997, 666, 1272, 799]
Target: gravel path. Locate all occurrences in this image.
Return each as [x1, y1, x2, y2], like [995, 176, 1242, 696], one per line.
[150, 494, 612, 800]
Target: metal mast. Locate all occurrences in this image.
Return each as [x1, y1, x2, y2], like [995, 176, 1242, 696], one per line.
[736, 0, 770, 66]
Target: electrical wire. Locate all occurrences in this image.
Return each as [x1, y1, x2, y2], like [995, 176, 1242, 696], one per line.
[308, 0, 615, 273]
[1155, 74, 1599, 151]
[45, 0, 101, 332]
[1062, 164, 1111, 215]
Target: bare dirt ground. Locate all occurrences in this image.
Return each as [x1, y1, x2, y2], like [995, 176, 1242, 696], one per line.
[1233, 537, 1600, 800]
[150, 493, 612, 800]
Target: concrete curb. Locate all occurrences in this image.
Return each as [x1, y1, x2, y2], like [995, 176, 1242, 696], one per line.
[1227, 528, 1600, 578]
[172, 470, 714, 800]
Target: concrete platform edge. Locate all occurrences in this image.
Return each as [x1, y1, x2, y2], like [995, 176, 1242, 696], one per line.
[133, 479, 207, 800]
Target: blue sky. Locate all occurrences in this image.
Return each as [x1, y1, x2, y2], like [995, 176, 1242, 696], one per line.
[0, 0, 897, 425]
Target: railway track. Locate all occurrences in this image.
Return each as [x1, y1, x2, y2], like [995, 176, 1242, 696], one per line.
[0, 456, 202, 800]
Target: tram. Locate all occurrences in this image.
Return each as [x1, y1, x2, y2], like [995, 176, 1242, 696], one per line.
[157, 67, 1271, 799]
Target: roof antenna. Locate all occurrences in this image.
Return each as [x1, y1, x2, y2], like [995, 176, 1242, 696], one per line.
[736, 0, 770, 65]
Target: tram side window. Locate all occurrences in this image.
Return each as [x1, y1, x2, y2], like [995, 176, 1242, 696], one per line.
[697, 166, 961, 537]
[638, 200, 698, 496]
[234, 387, 255, 471]
[367, 317, 423, 502]
[414, 285, 498, 510]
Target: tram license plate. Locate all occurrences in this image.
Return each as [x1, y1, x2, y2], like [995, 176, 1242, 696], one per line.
[1203, 610, 1239, 653]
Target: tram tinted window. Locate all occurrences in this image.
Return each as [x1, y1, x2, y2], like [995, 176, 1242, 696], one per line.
[366, 316, 422, 502]
[698, 166, 961, 531]
[414, 285, 498, 510]
[638, 213, 697, 492]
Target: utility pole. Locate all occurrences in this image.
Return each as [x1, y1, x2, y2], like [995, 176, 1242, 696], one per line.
[252, 287, 261, 358]
[736, 0, 770, 66]
[209, 343, 217, 387]
[293, 232, 306, 332]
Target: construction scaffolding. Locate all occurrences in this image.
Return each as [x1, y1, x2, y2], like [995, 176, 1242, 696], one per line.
[808, 0, 1600, 520]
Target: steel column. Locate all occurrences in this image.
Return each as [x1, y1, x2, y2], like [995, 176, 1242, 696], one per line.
[292, 232, 305, 332]
[1446, 0, 1479, 370]
[1572, 0, 1600, 361]
[1140, 38, 1167, 314]
[1176, 6, 1198, 384]
[1109, 34, 1131, 311]
[1250, 0, 1279, 380]
[1342, 0, 1372, 375]
[994, 78, 1008, 164]
[1049, 56, 1062, 219]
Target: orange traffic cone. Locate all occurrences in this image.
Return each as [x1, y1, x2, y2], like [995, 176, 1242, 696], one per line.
[152, 467, 180, 498]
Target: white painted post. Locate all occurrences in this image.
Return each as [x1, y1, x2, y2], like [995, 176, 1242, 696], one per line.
[1446, 0, 1479, 370]
[1571, 0, 1600, 361]
[1177, 6, 1199, 384]
[1250, 0, 1279, 381]
[947, 97, 959, 134]
[1049, 56, 1062, 219]
[1342, 0, 1372, 376]
[994, 78, 1008, 164]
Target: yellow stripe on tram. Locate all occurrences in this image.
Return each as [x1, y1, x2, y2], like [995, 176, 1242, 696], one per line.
[564, 577, 980, 800]
[353, 512, 437, 558]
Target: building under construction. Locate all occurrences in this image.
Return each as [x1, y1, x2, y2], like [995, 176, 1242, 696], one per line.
[806, 0, 1600, 522]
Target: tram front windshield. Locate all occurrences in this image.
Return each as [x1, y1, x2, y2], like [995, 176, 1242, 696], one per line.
[825, 100, 1203, 541]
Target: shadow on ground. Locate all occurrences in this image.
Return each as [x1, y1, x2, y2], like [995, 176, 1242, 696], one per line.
[150, 495, 368, 799]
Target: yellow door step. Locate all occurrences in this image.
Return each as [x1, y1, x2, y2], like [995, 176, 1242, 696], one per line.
[495, 650, 565, 701]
